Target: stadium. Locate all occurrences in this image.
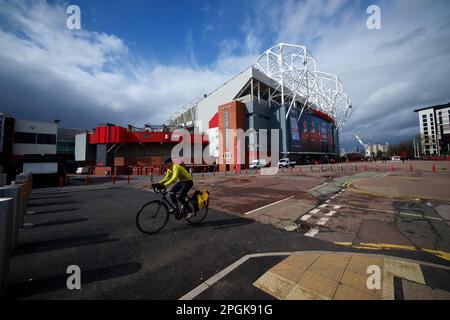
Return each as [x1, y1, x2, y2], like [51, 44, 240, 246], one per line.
[170, 43, 352, 171]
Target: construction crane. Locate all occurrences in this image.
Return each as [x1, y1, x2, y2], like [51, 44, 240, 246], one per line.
[352, 133, 371, 157]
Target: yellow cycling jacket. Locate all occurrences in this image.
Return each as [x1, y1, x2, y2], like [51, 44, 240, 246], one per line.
[159, 163, 193, 187]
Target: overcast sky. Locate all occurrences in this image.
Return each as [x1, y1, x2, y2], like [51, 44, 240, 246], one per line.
[0, 0, 449, 150]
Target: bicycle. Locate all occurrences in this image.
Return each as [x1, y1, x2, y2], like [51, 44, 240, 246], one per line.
[136, 184, 209, 235]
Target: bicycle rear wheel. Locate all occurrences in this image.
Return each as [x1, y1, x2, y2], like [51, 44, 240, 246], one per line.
[187, 200, 209, 225]
[136, 200, 169, 234]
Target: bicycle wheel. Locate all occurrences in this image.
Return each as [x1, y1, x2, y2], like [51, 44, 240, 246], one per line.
[136, 200, 169, 234]
[187, 200, 209, 225]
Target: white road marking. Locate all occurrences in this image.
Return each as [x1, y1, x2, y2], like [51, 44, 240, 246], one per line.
[301, 214, 312, 221]
[326, 211, 336, 217]
[309, 182, 328, 191]
[330, 195, 336, 199]
[325, 200, 331, 203]
[319, 204, 328, 208]
[327, 204, 445, 222]
[333, 205, 342, 209]
[305, 228, 320, 237]
[244, 196, 295, 215]
[317, 217, 329, 225]
[310, 208, 320, 214]
[285, 224, 299, 232]
[399, 212, 444, 221]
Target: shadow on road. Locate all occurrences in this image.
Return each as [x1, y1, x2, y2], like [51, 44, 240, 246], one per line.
[12, 233, 119, 256]
[31, 218, 89, 228]
[7, 262, 142, 299]
[28, 201, 78, 207]
[162, 217, 254, 234]
[33, 208, 80, 216]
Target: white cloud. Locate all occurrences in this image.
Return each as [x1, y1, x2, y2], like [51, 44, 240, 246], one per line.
[247, 0, 450, 145]
[0, 0, 256, 128]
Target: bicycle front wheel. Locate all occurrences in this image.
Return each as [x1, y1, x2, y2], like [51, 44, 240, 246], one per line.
[136, 200, 169, 234]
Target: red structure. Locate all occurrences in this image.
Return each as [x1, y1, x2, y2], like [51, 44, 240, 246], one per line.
[79, 124, 209, 176]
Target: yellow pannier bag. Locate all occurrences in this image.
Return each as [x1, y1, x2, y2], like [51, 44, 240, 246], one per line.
[197, 189, 209, 209]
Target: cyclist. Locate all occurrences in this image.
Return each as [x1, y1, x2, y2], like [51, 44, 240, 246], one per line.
[153, 158, 194, 219]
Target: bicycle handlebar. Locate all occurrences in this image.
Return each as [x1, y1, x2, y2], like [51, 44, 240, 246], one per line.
[152, 184, 167, 194]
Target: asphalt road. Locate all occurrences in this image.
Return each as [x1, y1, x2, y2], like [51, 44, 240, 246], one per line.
[6, 178, 450, 299]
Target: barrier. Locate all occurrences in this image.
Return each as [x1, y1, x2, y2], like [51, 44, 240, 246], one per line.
[0, 174, 7, 187]
[11, 182, 28, 226]
[0, 197, 13, 297]
[0, 186, 22, 250]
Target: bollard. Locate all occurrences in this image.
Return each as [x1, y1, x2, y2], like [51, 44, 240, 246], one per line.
[409, 164, 413, 172]
[112, 176, 116, 184]
[0, 174, 7, 187]
[0, 197, 13, 296]
[85, 175, 89, 186]
[299, 166, 302, 173]
[329, 164, 332, 172]
[59, 176, 64, 188]
[213, 167, 216, 177]
[150, 168, 154, 183]
[11, 182, 28, 226]
[290, 166, 293, 173]
[364, 165, 368, 172]
[0, 187, 21, 250]
[127, 175, 130, 184]
[310, 165, 313, 172]
[339, 164, 343, 172]
[391, 165, 395, 172]
[354, 164, 357, 172]
[320, 165, 323, 172]
[281, 167, 284, 173]
[432, 164, 436, 172]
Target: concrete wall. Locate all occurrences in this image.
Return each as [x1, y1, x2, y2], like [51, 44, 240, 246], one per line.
[13, 120, 57, 155]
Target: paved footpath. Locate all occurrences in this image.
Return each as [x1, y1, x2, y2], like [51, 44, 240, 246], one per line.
[186, 251, 450, 300]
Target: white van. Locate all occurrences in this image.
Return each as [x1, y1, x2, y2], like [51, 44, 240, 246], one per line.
[249, 159, 267, 169]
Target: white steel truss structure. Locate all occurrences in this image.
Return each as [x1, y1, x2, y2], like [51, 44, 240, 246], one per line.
[253, 43, 352, 131]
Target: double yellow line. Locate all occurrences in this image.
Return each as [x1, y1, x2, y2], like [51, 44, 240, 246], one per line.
[334, 242, 450, 262]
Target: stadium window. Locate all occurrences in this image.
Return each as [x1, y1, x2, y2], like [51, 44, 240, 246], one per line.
[37, 133, 56, 145]
[14, 132, 36, 144]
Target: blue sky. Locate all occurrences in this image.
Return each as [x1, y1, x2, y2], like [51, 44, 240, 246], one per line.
[1, 0, 449, 150]
[56, 0, 257, 65]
